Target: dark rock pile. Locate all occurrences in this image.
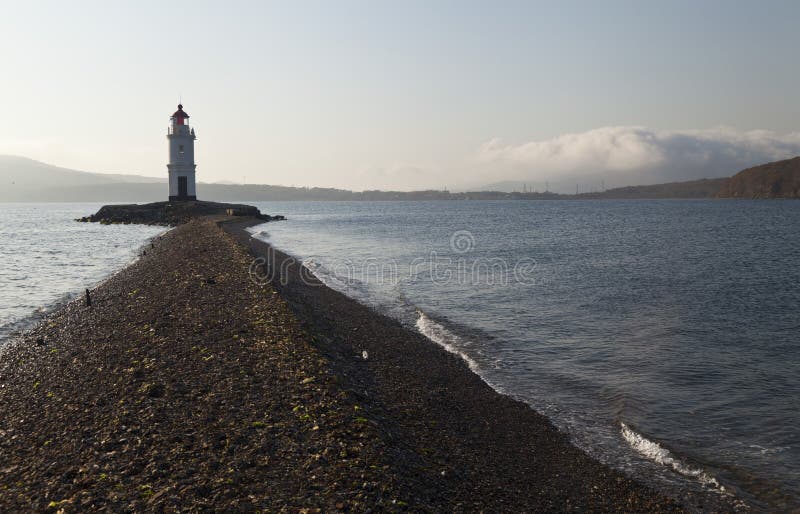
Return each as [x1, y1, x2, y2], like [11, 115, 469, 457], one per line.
[76, 201, 285, 226]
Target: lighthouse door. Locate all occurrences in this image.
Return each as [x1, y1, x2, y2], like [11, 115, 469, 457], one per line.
[178, 176, 188, 198]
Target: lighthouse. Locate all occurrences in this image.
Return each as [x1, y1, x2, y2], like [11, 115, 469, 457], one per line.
[167, 104, 197, 201]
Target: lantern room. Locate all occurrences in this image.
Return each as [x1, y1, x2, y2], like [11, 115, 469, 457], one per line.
[171, 104, 190, 125]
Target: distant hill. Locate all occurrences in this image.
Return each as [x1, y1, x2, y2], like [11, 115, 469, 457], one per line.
[0, 155, 165, 202]
[0, 155, 163, 187]
[716, 156, 800, 198]
[576, 178, 729, 199]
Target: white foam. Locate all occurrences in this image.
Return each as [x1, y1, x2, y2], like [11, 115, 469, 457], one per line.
[297, 257, 491, 381]
[301, 258, 353, 294]
[415, 310, 480, 372]
[620, 422, 725, 492]
[748, 443, 790, 456]
[245, 225, 269, 236]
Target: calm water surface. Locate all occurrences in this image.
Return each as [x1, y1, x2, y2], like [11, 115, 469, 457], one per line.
[250, 200, 800, 511]
[0, 203, 164, 343]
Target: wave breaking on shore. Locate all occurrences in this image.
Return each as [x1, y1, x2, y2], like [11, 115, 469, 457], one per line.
[620, 422, 726, 494]
[414, 310, 480, 372]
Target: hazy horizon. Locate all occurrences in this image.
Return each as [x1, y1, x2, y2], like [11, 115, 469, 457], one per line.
[2, 1, 800, 193]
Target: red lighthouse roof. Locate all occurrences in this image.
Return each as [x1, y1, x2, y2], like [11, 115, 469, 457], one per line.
[172, 104, 189, 119]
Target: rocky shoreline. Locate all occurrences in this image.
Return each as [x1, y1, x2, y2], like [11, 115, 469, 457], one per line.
[0, 216, 734, 511]
[225, 219, 742, 513]
[0, 219, 403, 511]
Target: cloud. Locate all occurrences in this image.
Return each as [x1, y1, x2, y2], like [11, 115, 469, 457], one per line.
[478, 126, 800, 191]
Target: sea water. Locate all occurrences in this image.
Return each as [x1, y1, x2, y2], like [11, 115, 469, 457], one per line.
[249, 199, 800, 511]
[0, 203, 164, 344]
[1, 200, 797, 509]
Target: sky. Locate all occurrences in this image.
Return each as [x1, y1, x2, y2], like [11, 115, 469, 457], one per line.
[1, 0, 800, 192]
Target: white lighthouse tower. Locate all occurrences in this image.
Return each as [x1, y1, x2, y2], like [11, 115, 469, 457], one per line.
[167, 104, 197, 201]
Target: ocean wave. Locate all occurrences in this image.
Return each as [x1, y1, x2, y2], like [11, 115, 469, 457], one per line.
[414, 310, 480, 372]
[244, 225, 271, 239]
[748, 444, 790, 456]
[293, 249, 486, 376]
[620, 422, 725, 493]
[301, 258, 359, 296]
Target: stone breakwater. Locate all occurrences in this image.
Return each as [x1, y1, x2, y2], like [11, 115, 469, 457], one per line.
[76, 200, 285, 226]
[0, 220, 404, 511]
[0, 218, 731, 511]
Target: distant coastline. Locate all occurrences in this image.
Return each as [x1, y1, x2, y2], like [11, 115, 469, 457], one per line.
[3, 154, 800, 202]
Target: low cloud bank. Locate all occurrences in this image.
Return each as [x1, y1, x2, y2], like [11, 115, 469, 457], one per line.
[479, 126, 800, 191]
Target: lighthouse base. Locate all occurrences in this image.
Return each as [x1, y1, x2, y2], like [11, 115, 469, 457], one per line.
[79, 200, 285, 226]
[169, 195, 197, 202]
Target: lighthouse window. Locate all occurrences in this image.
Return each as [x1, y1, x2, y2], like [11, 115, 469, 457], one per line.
[179, 145, 184, 153]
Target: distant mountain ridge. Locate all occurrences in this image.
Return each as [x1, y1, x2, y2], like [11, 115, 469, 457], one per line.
[2, 154, 800, 201]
